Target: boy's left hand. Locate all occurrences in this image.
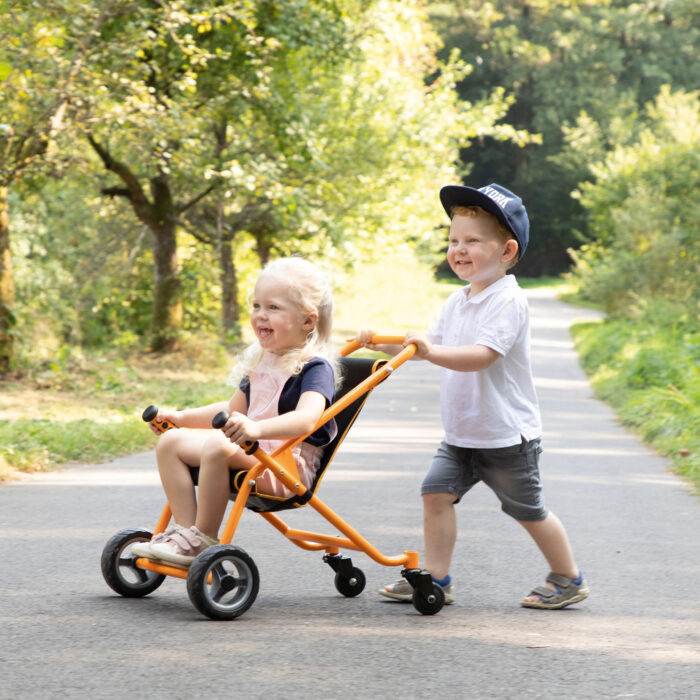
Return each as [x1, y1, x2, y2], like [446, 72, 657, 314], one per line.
[223, 412, 262, 445]
[404, 331, 432, 358]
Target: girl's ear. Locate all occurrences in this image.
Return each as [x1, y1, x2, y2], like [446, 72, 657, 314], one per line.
[302, 312, 318, 330]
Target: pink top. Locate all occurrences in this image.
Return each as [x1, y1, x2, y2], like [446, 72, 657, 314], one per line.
[246, 353, 322, 497]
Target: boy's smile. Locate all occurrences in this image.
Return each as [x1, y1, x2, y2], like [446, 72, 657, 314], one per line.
[447, 214, 516, 295]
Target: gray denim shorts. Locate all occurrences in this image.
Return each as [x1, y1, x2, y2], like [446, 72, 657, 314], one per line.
[421, 438, 547, 522]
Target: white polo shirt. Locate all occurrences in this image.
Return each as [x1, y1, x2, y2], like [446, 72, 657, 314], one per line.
[427, 275, 542, 448]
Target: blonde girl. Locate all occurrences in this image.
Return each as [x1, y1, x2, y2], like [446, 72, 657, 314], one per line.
[133, 257, 338, 567]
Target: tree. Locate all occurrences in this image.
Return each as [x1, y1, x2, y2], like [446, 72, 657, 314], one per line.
[0, 1, 118, 371]
[429, 0, 700, 274]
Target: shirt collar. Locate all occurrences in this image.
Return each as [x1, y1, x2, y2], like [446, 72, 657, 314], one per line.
[462, 274, 517, 304]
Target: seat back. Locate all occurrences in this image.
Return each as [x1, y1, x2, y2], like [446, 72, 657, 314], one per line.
[240, 356, 387, 512]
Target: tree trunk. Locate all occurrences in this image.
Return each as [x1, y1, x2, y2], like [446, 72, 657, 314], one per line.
[0, 185, 15, 373]
[149, 173, 182, 352]
[216, 199, 240, 340]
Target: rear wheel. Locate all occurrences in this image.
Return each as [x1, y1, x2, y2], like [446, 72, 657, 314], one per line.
[187, 545, 259, 620]
[412, 582, 445, 615]
[101, 528, 166, 597]
[334, 567, 366, 597]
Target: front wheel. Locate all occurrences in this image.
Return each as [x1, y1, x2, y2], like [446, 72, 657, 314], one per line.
[101, 528, 166, 597]
[412, 582, 445, 615]
[187, 545, 259, 620]
[334, 567, 366, 597]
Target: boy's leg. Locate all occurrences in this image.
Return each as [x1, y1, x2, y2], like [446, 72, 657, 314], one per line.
[156, 428, 211, 527]
[423, 492, 458, 580]
[518, 512, 581, 605]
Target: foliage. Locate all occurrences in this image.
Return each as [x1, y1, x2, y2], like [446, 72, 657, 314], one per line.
[429, 0, 700, 274]
[571, 317, 700, 492]
[567, 87, 700, 320]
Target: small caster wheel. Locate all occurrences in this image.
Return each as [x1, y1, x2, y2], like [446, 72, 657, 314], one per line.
[187, 545, 259, 620]
[101, 528, 166, 597]
[334, 567, 366, 597]
[412, 582, 445, 615]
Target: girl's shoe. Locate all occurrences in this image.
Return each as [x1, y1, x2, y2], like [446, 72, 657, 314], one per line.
[521, 572, 589, 609]
[378, 579, 455, 604]
[149, 525, 218, 567]
[131, 525, 183, 559]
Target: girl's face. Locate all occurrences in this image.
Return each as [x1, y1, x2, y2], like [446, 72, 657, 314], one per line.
[447, 214, 517, 295]
[250, 276, 316, 353]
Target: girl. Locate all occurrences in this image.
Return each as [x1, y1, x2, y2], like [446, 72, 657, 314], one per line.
[133, 257, 338, 567]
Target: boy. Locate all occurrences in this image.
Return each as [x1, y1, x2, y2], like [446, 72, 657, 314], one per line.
[358, 183, 588, 609]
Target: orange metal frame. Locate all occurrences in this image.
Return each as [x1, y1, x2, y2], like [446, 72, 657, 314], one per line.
[136, 335, 420, 581]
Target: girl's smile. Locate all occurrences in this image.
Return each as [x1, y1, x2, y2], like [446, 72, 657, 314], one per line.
[251, 277, 314, 353]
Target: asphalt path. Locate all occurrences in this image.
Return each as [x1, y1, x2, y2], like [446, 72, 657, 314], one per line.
[1, 289, 699, 699]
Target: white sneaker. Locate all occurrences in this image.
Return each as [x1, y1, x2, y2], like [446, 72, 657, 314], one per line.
[149, 525, 218, 567]
[131, 525, 183, 559]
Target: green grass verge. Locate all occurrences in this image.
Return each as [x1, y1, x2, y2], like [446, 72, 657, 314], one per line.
[570, 317, 700, 493]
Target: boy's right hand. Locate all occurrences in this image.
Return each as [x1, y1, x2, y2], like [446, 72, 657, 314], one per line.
[351, 330, 381, 351]
[403, 331, 432, 358]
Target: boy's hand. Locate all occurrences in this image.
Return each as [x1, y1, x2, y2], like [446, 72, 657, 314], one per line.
[404, 331, 432, 358]
[223, 411, 262, 445]
[350, 330, 381, 351]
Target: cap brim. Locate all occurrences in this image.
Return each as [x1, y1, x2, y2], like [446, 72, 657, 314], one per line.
[439, 185, 510, 230]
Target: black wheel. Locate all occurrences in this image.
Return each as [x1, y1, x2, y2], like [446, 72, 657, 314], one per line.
[186, 545, 259, 620]
[101, 528, 166, 597]
[412, 582, 445, 615]
[334, 567, 366, 597]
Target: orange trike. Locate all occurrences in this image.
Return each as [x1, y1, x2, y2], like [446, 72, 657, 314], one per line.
[100, 336, 445, 620]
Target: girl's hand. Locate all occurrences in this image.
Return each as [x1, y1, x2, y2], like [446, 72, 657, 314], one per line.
[404, 331, 432, 358]
[223, 411, 262, 445]
[148, 409, 181, 434]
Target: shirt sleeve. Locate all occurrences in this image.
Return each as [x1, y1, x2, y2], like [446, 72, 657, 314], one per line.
[298, 358, 335, 406]
[475, 294, 524, 356]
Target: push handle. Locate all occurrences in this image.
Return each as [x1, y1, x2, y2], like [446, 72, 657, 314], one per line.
[212, 410, 258, 455]
[341, 334, 410, 357]
[142, 404, 176, 433]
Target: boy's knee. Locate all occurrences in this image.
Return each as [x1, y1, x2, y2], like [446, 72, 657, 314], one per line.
[422, 491, 457, 512]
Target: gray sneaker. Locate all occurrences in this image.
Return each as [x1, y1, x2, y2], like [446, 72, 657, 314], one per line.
[378, 578, 454, 604]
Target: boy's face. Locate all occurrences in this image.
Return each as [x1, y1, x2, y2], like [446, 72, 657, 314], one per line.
[447, 214, 517, 293]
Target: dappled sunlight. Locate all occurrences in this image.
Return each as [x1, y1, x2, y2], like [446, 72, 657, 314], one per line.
[545, 446, 651, 457]
[246, 610, 700, 664]
[534, 376, 593, 391]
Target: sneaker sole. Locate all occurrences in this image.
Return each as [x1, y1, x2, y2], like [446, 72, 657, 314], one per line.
[378, 587, 455, 605]
[521, 588, 589, 610]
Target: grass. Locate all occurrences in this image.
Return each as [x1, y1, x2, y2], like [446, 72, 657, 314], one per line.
[2, 256, 698, 497]
[570, 317, 700, 494]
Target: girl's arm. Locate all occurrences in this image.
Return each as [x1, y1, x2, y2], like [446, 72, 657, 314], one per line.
[222, 391, 327, 445]
[156, 395, 243, 431]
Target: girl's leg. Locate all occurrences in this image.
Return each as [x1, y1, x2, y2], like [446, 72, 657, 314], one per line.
[194, 433, 258, 541]
[156, 429, 211, 527]
[518, 511, 579, 602]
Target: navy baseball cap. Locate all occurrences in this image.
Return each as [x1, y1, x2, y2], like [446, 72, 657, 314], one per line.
[439, 183, 530, 259]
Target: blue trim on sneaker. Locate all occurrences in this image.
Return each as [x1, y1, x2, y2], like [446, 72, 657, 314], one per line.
[431, 574, 451, 587]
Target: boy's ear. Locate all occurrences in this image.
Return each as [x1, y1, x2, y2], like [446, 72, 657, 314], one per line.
[502, 239, 518, 262]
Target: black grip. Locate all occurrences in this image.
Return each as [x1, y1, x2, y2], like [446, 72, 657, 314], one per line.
[212, 410, 229, 429]
[142, 405, 158, 422]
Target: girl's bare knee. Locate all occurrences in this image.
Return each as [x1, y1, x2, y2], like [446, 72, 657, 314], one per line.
[200, 435, 238, 466]
[155, 428, 185, 459]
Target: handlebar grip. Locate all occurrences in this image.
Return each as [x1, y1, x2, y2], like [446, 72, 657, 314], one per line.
[212, 410, 229, 430]
[142, 404, 176, 432]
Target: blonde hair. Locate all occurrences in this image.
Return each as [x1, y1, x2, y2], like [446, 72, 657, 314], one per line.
[451, 205, 519, 269]
[227, 257, 339, 387]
